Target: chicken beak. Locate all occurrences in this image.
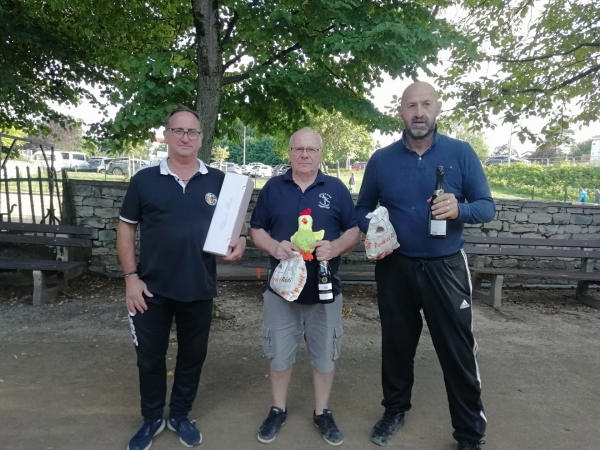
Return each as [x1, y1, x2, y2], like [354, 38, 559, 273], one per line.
[301, 218, 308, 224]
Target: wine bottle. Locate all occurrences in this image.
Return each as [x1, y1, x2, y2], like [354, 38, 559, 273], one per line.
[428, 166, 447, 239]
[317, 261, 334, 303]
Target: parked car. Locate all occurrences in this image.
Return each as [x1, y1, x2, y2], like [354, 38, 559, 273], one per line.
[350, 161, 368, 170]
[272, 165, 291, 176]
[249, 164, 272, 177]
[31, 150, 65, 171]
[484, 156, 531, 165]
[225, 162, 242, 174]
[209, 162, 228, 171]
[90, 157, 115, 173]
[242, 162, 264, 175]
[60, 151, 91, 171]
[105, 158, 150, 175]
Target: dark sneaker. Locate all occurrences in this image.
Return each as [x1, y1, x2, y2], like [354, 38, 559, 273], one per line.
[167, 417, 202, 447]
[370, 410, 405, 446]
[128, 418, 165, 450]
[313, 409, 343, 446]
[457, 440, 485, 450]
[257, 407, 287, 443]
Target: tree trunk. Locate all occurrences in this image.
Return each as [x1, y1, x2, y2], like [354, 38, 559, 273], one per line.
[192, 0, 223, 163]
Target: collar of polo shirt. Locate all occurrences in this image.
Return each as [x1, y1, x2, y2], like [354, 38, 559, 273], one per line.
[159, 157, 208, 178]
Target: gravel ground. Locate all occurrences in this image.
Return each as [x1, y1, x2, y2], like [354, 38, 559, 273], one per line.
[1, 275, 600, 450]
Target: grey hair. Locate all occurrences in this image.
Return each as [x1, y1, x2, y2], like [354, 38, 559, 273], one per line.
[164, 105, 202, 129]
[289, 127, 324, 149]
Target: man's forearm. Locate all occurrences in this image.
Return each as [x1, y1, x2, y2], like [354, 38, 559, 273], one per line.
[250, 227, 278, 256]
[117, 221, 138, 273]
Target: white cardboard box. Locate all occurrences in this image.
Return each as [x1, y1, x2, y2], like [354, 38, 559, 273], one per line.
[203, 173, 253, 256]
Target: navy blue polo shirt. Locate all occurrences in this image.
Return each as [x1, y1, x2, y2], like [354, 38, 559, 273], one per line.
[119, 158, 225, 302]
[251, 169, 359, 305]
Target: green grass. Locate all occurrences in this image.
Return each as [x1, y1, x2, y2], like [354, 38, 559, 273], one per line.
[7, 166, 596, 203]
[68, 171, 129, 182]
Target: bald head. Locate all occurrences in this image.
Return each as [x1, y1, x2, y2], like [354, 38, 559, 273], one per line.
[289, 127, 324, 149]
[400, 82, 439, 106]
[397, 82, 442, 141]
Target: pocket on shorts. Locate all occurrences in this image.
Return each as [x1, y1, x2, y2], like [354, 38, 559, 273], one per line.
[261, 323, 275, 360]
[332, 325, 343, 360]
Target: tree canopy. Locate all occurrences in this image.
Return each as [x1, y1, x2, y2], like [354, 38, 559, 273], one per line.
[1, 0, 455, 161]
[570, 139, 592, 159]
[3, 0, 597, 159]
[440, 0, 599, 144]
[440, 121, 489, 161]
[311, 111, 374, 165]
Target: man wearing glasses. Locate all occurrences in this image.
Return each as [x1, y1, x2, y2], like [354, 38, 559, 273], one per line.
[250, 127, 360, 446]
[117, 105, 246, 450]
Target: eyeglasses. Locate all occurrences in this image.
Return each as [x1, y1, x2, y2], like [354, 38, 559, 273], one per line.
[167, 128, 201, 140]
[290, 147, 320, 155]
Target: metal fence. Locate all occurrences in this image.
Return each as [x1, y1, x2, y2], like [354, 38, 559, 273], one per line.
[1, 133, 68, 224]
[0, 165, 66, 224]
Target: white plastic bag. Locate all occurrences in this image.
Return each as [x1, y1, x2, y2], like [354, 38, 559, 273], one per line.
[364, 206, 400, 259]
[270, 251, 307, 301]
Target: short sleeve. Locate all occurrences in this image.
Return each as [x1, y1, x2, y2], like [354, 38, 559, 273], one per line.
[119, 175, 141, 224]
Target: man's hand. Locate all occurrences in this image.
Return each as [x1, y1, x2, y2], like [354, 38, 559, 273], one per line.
[428, 193, 459, 220]
[369, 249, 394, 262]
[221, 236, 247, 263]
[125, 276, 153, 314]
[270, 240, 300, 260]
[311, 240, 340, 261]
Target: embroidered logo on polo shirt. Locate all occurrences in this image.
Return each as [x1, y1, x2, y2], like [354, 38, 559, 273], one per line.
[318, 193, 331, 209]
[205, 193, 218, 206]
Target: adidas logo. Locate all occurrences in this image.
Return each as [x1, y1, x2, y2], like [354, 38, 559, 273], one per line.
[460, 300, 470, 309]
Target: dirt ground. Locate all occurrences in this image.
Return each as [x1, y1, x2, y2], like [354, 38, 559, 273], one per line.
[1, 276, 599, 450]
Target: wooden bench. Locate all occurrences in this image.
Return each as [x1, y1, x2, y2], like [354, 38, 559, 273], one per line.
[0, 222, 93, 305]
[216, 239, 375, 281]
[464, 236, 600, 309]
[219, 236, 600, 310]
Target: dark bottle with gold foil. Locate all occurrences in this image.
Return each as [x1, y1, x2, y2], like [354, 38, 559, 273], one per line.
[428, 166, 447, 239]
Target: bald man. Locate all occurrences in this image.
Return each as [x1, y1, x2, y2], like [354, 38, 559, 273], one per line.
[356, 82, 495, 450]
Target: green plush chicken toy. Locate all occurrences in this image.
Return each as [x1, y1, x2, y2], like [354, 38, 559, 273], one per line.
[290, 208, 325, 261]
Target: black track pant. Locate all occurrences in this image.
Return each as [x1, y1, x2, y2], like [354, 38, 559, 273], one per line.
[375, 251, 486, 443]
[129, 294, 213, 421]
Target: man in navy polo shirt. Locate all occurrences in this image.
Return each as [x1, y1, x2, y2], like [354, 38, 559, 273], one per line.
[250, 127, 360, 446]
[356, 82, 495, 450]
[117, 106, 246, 450]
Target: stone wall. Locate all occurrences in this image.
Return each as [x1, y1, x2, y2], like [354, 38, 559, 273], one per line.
[69, 180, 600, 276]
[70, 180, 128, 275]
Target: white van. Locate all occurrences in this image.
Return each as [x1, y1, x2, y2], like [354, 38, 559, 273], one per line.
[31, 151, 65, 171]
[59, 151, 90, 171]
[31, 150, 90, 172]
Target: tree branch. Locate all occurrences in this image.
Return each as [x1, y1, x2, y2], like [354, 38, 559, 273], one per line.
[262, 42, 302, 67]
[321, 62, 357, 96]
[539, 63, 600, 92]
[222, 73, 250, 86]
[221, 11, 239, 47]
[494, 42, 600, 64]
[223, 53, 244, 72]
[222, 42, 303, 85]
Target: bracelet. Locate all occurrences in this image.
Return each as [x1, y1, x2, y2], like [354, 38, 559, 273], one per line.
[239, 234, 247, 238]
[123, 271, 138, 278]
